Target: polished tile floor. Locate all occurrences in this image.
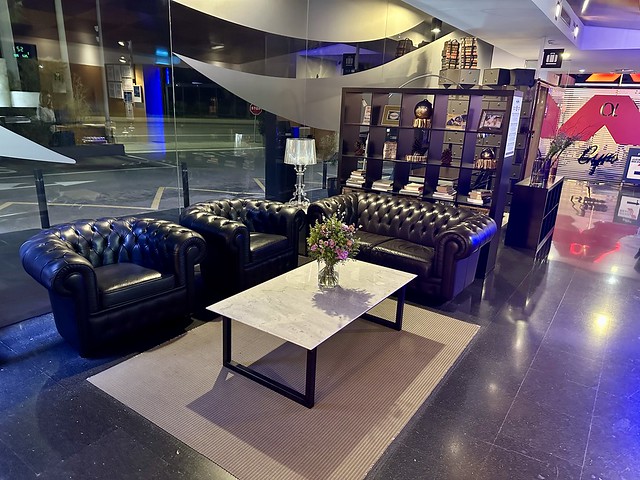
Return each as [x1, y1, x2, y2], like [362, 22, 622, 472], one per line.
[1, 180, 640, 479]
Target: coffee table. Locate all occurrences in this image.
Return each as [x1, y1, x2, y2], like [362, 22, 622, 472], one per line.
[207, 260, 416, 408]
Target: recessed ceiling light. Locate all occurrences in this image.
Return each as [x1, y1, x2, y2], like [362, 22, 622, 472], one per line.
[210, 43, 225, 51]
[118, 56, 127, 63]
[118, 40, 126, 47]
[579, 68, 585, 73]
[561, 52, 570, 59]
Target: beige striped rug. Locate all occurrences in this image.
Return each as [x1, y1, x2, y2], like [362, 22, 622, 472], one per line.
[88, 300, 479, 480]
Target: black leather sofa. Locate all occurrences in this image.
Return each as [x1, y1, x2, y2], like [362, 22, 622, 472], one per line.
[179, 199, 305, 303]
[19, 217, 206, 356]
[307, 192, 497, 301]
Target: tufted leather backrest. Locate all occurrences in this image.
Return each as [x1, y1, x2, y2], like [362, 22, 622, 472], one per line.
[36, 217, 192, 271]
[184, 199, 293, 234]
[355, 193, 478, 247]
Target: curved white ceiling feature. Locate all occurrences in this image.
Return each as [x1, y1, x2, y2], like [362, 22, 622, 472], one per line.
[173, 0, 426, 43]
[0, 126, 76, 164]
[176, 33, 465, 131]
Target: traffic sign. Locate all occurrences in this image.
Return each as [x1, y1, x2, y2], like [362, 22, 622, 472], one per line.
[249, 104, 262, 116]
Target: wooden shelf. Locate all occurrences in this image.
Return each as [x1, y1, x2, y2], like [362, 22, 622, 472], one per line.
[338, 86, 524, 277]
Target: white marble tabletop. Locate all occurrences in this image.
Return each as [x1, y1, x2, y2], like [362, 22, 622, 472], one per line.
[207, 260, 416, 350]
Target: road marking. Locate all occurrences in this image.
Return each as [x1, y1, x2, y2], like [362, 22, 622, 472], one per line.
[254, 177, 266, 191]
[0, 180, 95, 190]
[9, 201, 155, 210]
[1, 165, 173, 181]
[0, 202, 13, 211]
[52, 181, 95, 187]
[164, 186, 262, 196]
[151, 187, 165, 210]
[0, 183, 28, 191]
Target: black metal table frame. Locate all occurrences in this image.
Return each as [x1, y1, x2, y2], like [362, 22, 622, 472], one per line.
[222, 286, 406, 408]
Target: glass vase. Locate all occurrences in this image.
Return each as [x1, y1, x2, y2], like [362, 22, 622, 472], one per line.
[318, 260, 339, 288]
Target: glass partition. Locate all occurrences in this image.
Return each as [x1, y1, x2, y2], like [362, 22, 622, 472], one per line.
[0, 0, 445, 325]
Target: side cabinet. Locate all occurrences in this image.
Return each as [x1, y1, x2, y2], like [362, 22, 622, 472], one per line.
[505, 176, 564, 261]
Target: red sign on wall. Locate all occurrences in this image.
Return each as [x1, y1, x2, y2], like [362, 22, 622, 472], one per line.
[559, 95, 640, 145]
[249, 104, 262, 116]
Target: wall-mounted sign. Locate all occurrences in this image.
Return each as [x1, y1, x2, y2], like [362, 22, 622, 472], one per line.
[541, 49, 564, 69]
[623, 148, 640, 185]
[342, 53, 356, 75]
[559, 95, 640, 145]
[13, 43, 37, 60]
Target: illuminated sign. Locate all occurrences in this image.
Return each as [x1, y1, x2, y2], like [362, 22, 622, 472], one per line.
[559, 95, 640, 145]
[13, 43, 37, 60]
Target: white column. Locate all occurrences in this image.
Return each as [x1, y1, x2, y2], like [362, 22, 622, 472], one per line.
[0, 0, 20, 90]
[54, 0, 74, 106]
[0, 59, 11, 107]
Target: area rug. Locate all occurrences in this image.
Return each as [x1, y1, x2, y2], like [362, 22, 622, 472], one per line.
[88, 300, 479, 480]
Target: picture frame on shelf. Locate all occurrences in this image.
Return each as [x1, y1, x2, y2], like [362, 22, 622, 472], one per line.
[478, 110, 505, 132]
[445, 113, 467, 130]
[381, 105, 401, 126]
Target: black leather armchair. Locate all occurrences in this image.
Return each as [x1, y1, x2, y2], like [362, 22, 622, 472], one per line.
[180, 199, 305, 303]
[19, 217, 206, 357]
[308, 192, 497, 301]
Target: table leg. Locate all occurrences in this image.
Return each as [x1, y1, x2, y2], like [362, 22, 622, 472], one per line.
[221, 316, 318, 408]
[362, 285, 407, 331]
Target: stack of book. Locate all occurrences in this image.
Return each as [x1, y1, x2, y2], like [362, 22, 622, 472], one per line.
[345, 170, 366, 188]
[432, 184, 456, 200]
[399, 182, 424, 196]
[467, 189, 491, 205]
[441, 39, 459, 69]
[460, 37, 478, 69]
[371, 178, 394, 192]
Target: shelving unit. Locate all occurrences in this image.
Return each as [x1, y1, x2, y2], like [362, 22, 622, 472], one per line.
[338, 87, 524, 276]
[505, 176, 564, 261]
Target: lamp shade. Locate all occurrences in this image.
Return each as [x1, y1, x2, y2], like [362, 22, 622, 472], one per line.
[284, 137, 317, 166]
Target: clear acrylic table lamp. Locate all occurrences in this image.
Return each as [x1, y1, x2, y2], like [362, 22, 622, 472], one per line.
[284, 137, 317, 206]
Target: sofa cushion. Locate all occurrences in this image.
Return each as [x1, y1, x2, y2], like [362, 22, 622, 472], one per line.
[95, 263, 176, 309]
[249, 232, 289, 263]
[355, 230, 394, 254]
[369, 238, 435, 280]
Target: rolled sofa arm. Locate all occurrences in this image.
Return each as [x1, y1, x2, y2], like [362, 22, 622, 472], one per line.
[128, 218, 207, 285]
[20, 234, 99, 307]
[433, 213, 497, 276]
[179, 207, 250, 261]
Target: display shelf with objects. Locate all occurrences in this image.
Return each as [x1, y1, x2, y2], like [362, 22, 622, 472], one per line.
[338, 87, 523, 276]
[504, 175, 564, 261]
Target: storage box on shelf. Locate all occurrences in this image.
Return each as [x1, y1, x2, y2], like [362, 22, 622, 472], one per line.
[338, 86, 523, 276]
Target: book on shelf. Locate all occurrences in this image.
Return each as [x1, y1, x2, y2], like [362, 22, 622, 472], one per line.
[399, 182, 424, 196]
[362, 105, 371, 125]
[371, 179, 394, 192]
[467, 189, 491, 205]
[436, 185, 456, 194]
[382, 141, 397, 160]
[346, 170, 366, 187]
[432, 191, 456, 200]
